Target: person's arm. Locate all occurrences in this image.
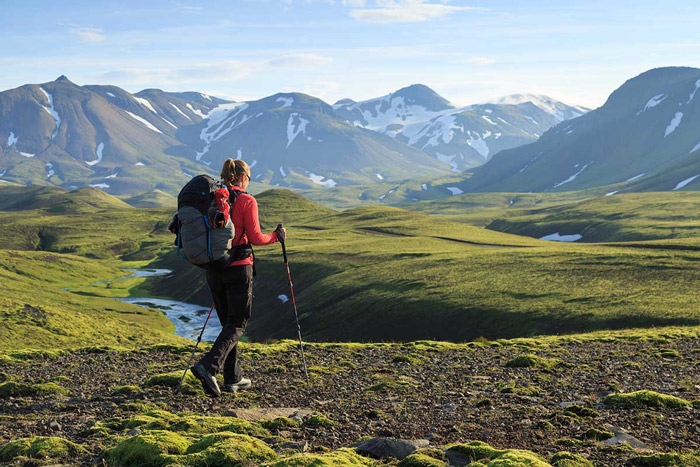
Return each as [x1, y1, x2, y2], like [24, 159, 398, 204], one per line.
[242, 196, 278, 246]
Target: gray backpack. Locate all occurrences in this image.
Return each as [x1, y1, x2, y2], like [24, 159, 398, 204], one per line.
[170, 175, 237, 269]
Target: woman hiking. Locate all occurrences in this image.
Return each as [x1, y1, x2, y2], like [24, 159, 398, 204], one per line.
[190, 158, 285, 397]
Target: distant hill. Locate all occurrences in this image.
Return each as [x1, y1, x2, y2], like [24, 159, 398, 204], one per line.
[123, 189, 177, 209]
[0, 185, 132, 212]
[464, 67, 700, 193]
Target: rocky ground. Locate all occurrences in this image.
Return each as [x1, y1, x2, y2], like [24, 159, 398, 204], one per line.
[0, 336, 699, 466]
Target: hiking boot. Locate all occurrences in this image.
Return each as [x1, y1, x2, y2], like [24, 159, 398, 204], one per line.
[222, 377, 252, 393]
[190, 362, 221, 397]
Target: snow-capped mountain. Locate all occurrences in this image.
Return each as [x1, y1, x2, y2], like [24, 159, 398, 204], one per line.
[463, 67, 700, 193]
[333, 84, 588, 170]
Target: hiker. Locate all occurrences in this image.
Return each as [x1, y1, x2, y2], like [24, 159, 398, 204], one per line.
[190, 158, 286, 397]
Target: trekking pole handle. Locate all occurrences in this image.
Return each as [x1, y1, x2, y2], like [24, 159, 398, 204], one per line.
[277, 223, 288, 263]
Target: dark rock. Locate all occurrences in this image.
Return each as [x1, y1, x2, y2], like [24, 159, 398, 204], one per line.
[127, 428, 142, 437]
[49, 421, 61, 431]
[352, 437, 429, 460]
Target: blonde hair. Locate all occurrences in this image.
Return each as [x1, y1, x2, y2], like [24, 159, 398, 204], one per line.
[221, 158, 250, 186]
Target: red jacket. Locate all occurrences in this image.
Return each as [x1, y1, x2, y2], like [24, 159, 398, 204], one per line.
[228, 186, 278, 266]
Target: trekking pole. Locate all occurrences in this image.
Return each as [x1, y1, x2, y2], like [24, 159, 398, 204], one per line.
[277, 223, 309, 383]
[175, 302, 215, 393]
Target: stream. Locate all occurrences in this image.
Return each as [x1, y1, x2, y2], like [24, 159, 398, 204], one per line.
[102, 269, 222, 341]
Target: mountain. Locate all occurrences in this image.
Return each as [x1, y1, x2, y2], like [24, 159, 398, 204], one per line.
[0, 76, 213, 195]
[333, 84, 588, 170]
[183, 91, 451, 186]
[464, 67, 700, 193]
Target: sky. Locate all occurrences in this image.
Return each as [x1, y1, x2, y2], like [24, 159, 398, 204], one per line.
[1, 0, 700, 108]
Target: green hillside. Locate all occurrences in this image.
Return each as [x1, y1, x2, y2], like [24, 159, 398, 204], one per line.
[485, 191, 700, 242]
[2, 187, 700, 346]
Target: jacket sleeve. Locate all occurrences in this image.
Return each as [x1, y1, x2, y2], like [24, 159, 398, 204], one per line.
[242, 196, 279, 246]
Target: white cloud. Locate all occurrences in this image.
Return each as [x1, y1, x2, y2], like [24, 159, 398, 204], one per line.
[71, 27, 106, 43]
[349, 0, 476, 23]
[460, 57, 495, 65]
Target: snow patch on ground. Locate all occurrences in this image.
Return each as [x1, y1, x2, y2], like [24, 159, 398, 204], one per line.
[279, 166, 287, 177]
[481, 115, 497, 125]
[7, 132, 18, 147]
[554, 162, 591, 188]
[249, 159, 257, 168]
[39, 87, 61, 140]
[691, 141, 700, 154]
[665, 112, 683, 137]
[421, 183, 428, 191]
[169, 103, 191, 120]
[135, 161, 145, 166]
[278, 294, 289, 303]
[308, 173, 337, 187]
[688, 79, 700, 104]
[161, 118, 177, 129]
[134, 97, 158, 114]
[90, 183, 110, 190]
[626, 173, 646, 182]
[376, 173, 384, 180]
[104, 172, 118, 179]
[447, 186, 464, 195]
[277, 97, 294, 108]
[286, 113, 309, 148]
[86, 143, 104, 166]
[106, 92, 116, 98]
[673, 174, 700, 190]
[182, 171, 193, 178]
[20, 152, 35, 158]
[637, 94, 666, 115]
[605, 191, 619, 196]
[540, 233, 582, 242]
[126, 111, 163, 134]
[45, 162, 54, 178]
[0, 170, 5, 177]
[494, 94, 574, 122]
[187, 103, 207, 119]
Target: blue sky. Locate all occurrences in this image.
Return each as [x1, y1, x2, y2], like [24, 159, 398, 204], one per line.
[2, 0, 699, 108]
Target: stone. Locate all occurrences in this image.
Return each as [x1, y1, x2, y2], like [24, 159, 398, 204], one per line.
[352, 437, 430, 460]
[602, 425, 649, 449]
[127, 428, 142, 437]
[280, 440, 309, 452]
[49, 421, 62, 431]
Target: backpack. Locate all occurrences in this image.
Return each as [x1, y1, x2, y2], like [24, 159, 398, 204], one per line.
[170, 175, 240, 269]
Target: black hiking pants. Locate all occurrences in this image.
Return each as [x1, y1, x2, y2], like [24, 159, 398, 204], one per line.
[199, 264, 253, 385]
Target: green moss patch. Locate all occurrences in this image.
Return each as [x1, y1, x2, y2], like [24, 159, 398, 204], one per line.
[550, 451, 594, 467]
[261, 417, 300, 431]
[106, 430, 191, 467]
[604, 390, 692, 410]
[112, 385, 143, 396]
[400, 448, 448, 467]
[302, 413, 337, 428]
[447, 441, 550, 466]
[0, 381, 67, 398]
[145, 370, 203, 395]
[505, 354, 564, 369]
[191, 433, 277, 466]
[263, 447, 371, 466]
[581, 428, 614, 441]
[0, 436, 87, 463]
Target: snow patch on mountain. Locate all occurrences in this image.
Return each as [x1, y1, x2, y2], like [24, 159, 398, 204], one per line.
[276, 97, 294, 108]
[436, 153, 459, 171]
[665, 112, 683, 137]
[376, 173, 384, 180]
[279, 166, 287, 177]
[90, 183, 110, 190]
[421, 183, 427, 191]
[135, 97, 158, 114]
[673, 174, 700, 190]
[540, 232, 582, 242]
[106, 92, 116, 98]
[626, 173, 646, 182]
[104, 172, 118, 179]
[39, 88, 61, 140]
[186, 103, 206, 119]
[286, 113, 309, 148]
[135, 161, 145, 166]
[196, 102, 248, 160]
[169, 103, 191, 120]
[466, 134, 489, 159]
[19, 152, 35, 158]
[45, 162, 54, 178]
[605, 191, 619, 196]
[691, 141, 700, 154]
[637, 94, 666, 115]
[493, 94, 584, 122]
[126, 111, 163, 134]
[86, 143, 104, 166]
[687, 79, 700, 104]
[7, 132, 17, 147]
[554, 162, 591, 188]
[308, 173, 337, 187]
[161, 118, 177, 129]
[446, 186, 464, 195]
[481, 115, 497, 125]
